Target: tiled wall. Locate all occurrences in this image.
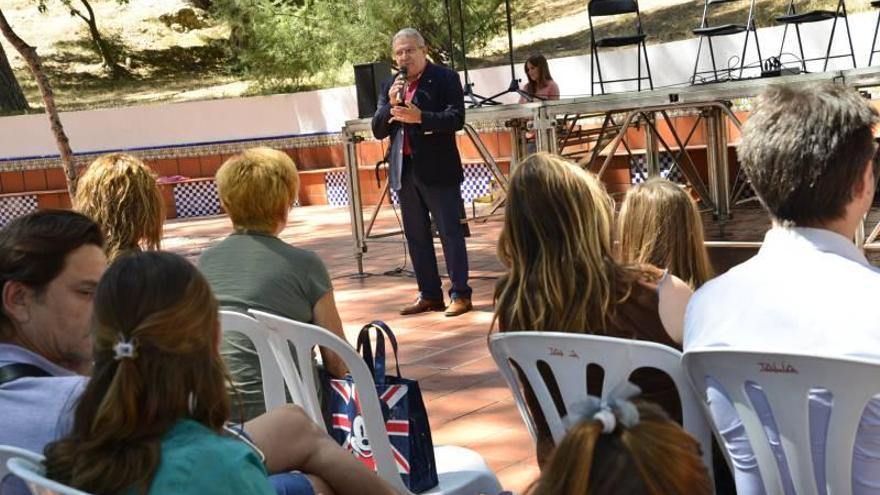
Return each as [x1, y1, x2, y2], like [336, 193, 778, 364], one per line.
[0, 121, 741, 225]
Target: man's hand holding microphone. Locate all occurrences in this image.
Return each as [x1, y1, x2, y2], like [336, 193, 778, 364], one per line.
[389, 66, 422, 124]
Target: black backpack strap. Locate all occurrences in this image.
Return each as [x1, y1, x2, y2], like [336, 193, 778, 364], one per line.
[0, 363, 51, 387]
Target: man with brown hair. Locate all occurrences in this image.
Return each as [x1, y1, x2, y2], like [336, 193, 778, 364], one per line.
[0, 211, 107, 495]
[685, 82, 880, 493]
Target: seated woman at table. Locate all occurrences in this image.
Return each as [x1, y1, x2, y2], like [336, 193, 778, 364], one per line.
[198, 147, 348, 421]
[519, 53, 560, 103]
[617, 177, 714, 289]
[492, 152, 692, 466]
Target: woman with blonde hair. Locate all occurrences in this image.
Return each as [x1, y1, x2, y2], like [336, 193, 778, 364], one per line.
[618, 178, 714, 289]
[493, 152, 692, 465]
[199, 147, 349, 421]
[43, 251, 392, 495]
[528, 393, 712, 495]
[75, 153, 163, 261]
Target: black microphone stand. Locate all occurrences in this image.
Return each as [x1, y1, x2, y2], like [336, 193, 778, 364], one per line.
[478, 0, 534, 105]
[445, 0, 456, 71]
[450, 0, 492, 108]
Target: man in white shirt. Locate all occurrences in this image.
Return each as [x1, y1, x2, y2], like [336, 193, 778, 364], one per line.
[685, 83, 880, 494]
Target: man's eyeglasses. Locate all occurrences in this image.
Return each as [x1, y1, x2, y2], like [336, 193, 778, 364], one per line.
[394, 47, 422, 57]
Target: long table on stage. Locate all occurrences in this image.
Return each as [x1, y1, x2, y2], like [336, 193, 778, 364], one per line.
[341, 67, 880, 275]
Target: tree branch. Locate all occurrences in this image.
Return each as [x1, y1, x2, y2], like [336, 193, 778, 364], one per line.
[0, 7, 77, 199]
[78, 0, 96, 23]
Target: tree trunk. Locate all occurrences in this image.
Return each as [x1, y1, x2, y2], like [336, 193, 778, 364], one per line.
[0, 7, 78, 199]
[72, 0, 129, 79]
[0, 41, 29, 112]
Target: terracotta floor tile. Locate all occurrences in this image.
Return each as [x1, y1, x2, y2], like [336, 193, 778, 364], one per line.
[496, 459, 541, 495]
[398, 364, 444, 381]
[410, 342, 490, 370]
[419, 368, 500, 396]
[396, 344, 447, 365]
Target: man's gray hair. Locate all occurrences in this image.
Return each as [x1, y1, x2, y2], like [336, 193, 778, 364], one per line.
[393, 28, 425, 48]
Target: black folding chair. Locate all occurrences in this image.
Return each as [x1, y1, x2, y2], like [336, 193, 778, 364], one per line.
[775, 0, 856, 73]
[588, 0, 653, 95]
[869, 0, 880, 66]
[691, 0, 763, 84]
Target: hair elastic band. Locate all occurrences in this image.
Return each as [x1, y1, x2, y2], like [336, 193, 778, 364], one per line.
[592, 406, 617, 433]
[113, 334, 136, 361]
[564, 382, 642, 434]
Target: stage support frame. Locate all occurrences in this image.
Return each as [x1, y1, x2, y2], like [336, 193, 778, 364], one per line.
[342, 67, 880, 276]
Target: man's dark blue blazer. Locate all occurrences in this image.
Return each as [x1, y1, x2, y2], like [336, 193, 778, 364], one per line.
[371, 62, 465, 187]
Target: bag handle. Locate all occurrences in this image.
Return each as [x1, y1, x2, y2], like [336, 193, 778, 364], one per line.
[356, 321, 402, 386]
[357, 324, 385, 385]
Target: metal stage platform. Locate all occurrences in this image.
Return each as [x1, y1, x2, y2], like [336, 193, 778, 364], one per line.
[342, 67, 880, 275]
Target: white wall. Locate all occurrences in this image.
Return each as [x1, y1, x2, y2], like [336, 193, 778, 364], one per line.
[1, 10, 876, 161]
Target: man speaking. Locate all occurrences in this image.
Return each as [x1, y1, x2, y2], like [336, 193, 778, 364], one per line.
[372, 28, 472, 317]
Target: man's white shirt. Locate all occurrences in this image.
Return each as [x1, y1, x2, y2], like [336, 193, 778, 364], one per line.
[685, 226, 880, 494]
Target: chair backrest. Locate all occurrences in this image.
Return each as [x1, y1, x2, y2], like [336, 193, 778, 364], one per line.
[0, 445, 42, 478]
[683, 349, 880, 495]
[488, 332, 713, 472]
[219, 310, 290, 412]
[0, 445, 42, 491]
[6, 456, 93, 495]
[700, 0, 757, 25]
[783, 0, 845, 15]
[249, 310, 411, 495]
[589, 0, 639, 17]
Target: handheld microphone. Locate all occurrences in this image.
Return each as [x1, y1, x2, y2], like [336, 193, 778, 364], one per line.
[396, 67, 408, 104]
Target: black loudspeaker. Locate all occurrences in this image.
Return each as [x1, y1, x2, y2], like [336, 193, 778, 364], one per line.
[354, 62, 392, 119]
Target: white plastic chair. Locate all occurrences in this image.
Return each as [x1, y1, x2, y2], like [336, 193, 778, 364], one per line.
[1, 445, 43, 494]
[219, 309, 319, 418]
[488, 331, 715, 478]
[250, 309, 503, 495]
[683, 349, 880, 495]
[0, 445, 42, 479]
[6, 456, 92, 495]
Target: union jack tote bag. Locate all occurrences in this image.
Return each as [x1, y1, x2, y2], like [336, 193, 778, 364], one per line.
[329, 321, 439, 492]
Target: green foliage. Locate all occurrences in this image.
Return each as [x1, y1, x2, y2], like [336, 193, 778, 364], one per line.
[210, 0, 513, 90]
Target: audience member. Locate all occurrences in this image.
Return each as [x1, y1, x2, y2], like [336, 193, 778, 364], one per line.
[528, 393, 711, 495]
[519, 54, 560, 103]
[198, 147, 348, 421]
[0, 211, 385, 495]
[493, 152, 692, 466]
[618, 178, 714, 289]
[75, 153, 164, 261]
[0, 211, 105, 460]
[685, 82, 880, 494]
[43, 251, 392, 495]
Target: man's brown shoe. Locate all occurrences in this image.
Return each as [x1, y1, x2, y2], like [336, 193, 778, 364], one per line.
[444, 297, 473, 317]
[400, 298, 445, 315]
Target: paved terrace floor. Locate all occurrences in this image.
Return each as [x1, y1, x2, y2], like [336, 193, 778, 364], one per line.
[162, 204, 540, 494]
[163, 201, 880, 493]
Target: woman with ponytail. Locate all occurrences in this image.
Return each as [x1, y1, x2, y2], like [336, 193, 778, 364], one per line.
[43, 252, 392, 495]
[529, 391, 712, 495]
